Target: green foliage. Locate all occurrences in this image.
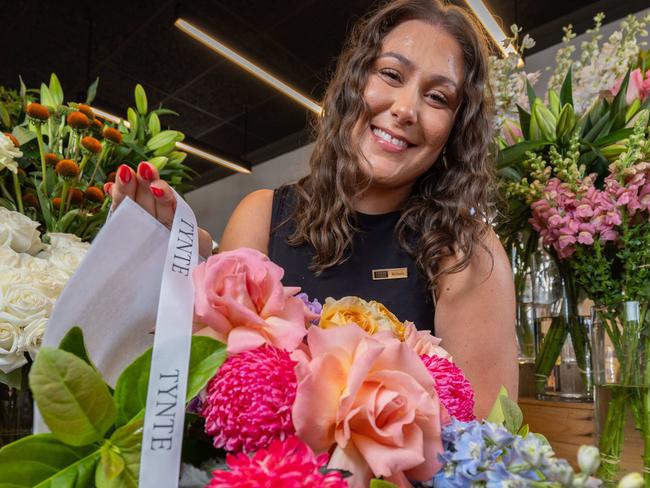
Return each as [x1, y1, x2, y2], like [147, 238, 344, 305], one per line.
[487, 387, 524, 435]
[369, 479, 398, 488]
[0, 329, 225, 488]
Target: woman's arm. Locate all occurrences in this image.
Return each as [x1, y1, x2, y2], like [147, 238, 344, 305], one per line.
[434, 228, 518, 419]
[218, 189, 274, 253]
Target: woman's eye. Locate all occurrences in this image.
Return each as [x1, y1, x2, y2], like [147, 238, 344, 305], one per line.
[379, 69, 401, 82]
[427, 92, 448, 105]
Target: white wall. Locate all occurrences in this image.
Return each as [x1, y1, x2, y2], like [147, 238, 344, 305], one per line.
[525, 8, 650, 92]
[186, 142, 313, 241]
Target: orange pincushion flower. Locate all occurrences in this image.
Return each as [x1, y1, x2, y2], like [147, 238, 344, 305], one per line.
[26, 102, 50, 121]
[92, 119, 104, 131]
[102, 127, 122, 144]
[4, 133, 20, 147]
[45, 153, 60, 166]
[81, 136, 102, 154]
[107, 171, 116, 183]
[22, 192, 39, 208]
[67, 111, 90, 130]
[68, 188, 84, 204]
[55, 159, 80, 178]
[84, 186, 104, 203]
[51, 197, 62, 209]
[77, 104, 94, 120]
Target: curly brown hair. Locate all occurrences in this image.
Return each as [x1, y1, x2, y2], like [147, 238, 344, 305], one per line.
[288, 0, 495, 293]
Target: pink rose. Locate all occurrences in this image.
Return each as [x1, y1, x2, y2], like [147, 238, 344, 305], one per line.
[292, 325, 443, 488]
[193, 248, 308, 354]
[402, 321, 451, 359]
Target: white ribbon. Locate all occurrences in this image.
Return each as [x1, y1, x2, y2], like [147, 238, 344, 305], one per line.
[138, 190, 199, 487]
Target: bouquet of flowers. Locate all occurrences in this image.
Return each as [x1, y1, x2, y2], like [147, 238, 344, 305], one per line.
[0, 248, 630, 487]
[0, 74, 193, 241]
[491, 12, 650, 402]
[0, 207, 88, 387]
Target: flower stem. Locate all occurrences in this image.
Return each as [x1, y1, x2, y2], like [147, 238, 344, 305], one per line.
[34, 124, 48, 196]
[87, 144, 106, 187]
[77, 153, 90, 181]
[11, 171, 23, 214]
[597, 386, 628, 482]
[58, 180, 69, 221]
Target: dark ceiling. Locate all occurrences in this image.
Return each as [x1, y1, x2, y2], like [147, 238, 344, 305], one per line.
[2, 0, 648, 188]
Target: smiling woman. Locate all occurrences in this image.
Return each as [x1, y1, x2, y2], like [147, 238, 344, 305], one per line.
[109, 0, 518, 421]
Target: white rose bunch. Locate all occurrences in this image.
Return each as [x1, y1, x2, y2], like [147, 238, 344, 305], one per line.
[0, 209, 89, 375]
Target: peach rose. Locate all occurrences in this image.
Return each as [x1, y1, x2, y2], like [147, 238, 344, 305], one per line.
[320, 296, 406, 339]
[192, 248, 308, 354]
[292, 325, 443, 488]
[402, 321, 451, 360]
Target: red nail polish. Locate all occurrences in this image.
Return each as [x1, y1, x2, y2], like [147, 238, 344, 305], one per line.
[150, 185, 164, 198]
[118, 165, 131, 184]
[139, 161, 154, 180]
[103, 182, 114, 196]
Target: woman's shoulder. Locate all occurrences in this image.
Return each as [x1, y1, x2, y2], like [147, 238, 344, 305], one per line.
[218, 189, 274, 253]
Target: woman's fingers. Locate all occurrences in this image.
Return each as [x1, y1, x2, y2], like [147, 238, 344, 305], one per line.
[134, 161, 158, 217]
[110, 164, 136, 210]
[149, 179, 176, 228]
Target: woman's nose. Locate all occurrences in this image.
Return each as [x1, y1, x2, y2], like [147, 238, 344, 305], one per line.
[390, 86, 418, 126]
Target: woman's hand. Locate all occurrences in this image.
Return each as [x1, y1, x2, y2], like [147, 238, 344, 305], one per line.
[106, 161, 214, 257]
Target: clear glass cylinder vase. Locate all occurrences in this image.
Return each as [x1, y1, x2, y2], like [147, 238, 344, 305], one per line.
[0, 379, 33, 447]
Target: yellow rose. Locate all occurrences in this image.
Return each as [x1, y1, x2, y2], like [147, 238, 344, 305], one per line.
[320, 296, 405, 339]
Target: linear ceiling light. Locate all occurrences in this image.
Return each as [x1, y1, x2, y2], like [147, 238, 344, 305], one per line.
[464, 0, 518, 57]
[92, 107, 251, 174]
[174, 18, 323, 116]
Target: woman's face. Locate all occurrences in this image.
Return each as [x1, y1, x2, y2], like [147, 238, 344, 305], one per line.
[354, 20, 464, 190]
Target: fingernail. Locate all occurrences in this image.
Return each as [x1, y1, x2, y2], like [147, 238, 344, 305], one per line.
[103, 182, 114, 196]
[150, 185, 164, 198]
[138, 161, 154, 180]
[118, 165, 132, 184]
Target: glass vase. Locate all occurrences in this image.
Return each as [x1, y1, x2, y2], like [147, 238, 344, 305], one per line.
[591, 301, 650, 484]
[0, 367, 33, 447]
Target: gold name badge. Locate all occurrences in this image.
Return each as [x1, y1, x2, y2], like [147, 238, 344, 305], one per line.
[372, 267, 408, 280]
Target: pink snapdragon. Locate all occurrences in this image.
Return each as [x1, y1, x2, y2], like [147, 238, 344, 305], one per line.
[611, 68, 650, 104]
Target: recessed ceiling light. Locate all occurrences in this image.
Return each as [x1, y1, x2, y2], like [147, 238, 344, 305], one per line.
[174, 18, 323, 115]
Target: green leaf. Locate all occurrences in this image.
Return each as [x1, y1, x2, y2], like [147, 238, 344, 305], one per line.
[370, 479, 398, 488]
[610, 70, 630, 128]
[11, 126, 36, 146]
[19, 76, 27, 99]
[40, 83, 54, 108]
[113, 336, 226, 426]
[86, 78, 100, 105]
[501, 394, 524, 434]
[146, 130, 181, 151]
[151, 108, 179, 117]
[0, 368, 24, 390]
[55, 209, 82, 233]
[559, 66, 573, 107]
[486, 386, 509, 424]
[525, 78, 537, 109]
[593, 127, 634, 147]
[134, 84, 147, 115]
[48, 74, 64, 106]
[518, 423, 530, 437]
[496, 140, 551, 168]
[516, 104, 531, 139]
[497, 166, 522, 182]
[0, 434, 99, 487]
[126, 108, 138, 135]
[95, 420, 142, 488]
[149, 156, 168, 170]
[0, 103, 10, 127]
[29, 348, 117, 446]
[148, 113, 161, 137]
[58, 327, 95, 370]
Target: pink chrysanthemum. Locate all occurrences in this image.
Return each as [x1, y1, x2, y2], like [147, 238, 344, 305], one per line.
[420, 354, 476, 422]
[207, 436, 348, 488]
[202, 344, 297, 453]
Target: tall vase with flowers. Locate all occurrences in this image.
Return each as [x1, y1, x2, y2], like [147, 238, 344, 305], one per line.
[530, 107, 650, 482]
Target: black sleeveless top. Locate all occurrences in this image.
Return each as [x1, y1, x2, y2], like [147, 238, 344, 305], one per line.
[268, 185, 435, 332]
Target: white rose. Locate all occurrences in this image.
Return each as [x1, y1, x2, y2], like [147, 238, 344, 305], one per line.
[1, 283, 52, 320]
[26, 270, 66, 299]
[0, 267, 29, 294]
[0, 246, 21, 267]
[0, 133, 21, 174]
[0, 207, 44, 255]
[0, 316, 27, 374]
[22, 315, 47, 359]
[47, 233, 87, 253]
[18, 253, 50, 273]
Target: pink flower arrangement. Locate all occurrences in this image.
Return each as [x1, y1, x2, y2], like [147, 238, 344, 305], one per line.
[192, 248, 311, 354]
[206, 436, 349, 488]
[611, 68, 650, 104]
[421, 354, 475, 422]
[202, 344, 297, 453]
[292, 324, 444, 488]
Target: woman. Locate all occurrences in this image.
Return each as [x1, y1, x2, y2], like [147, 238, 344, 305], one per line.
[109, 0, 518, 418]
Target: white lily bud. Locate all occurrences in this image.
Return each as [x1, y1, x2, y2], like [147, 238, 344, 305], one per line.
[577, 445, 600, 475]
[617, 472, 644, 488]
